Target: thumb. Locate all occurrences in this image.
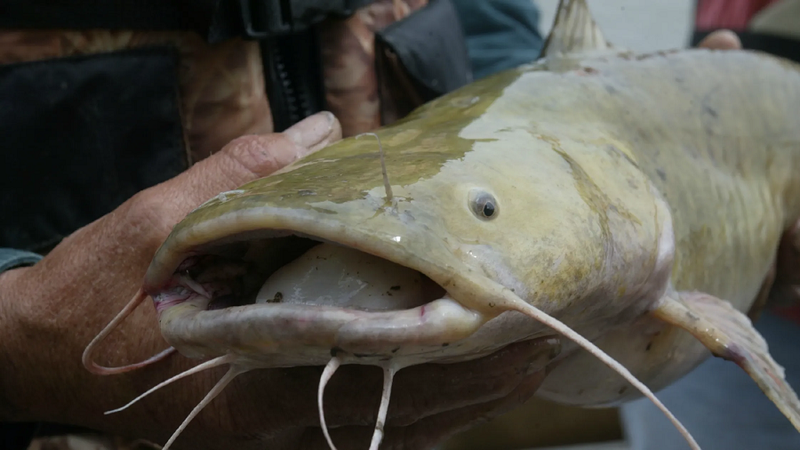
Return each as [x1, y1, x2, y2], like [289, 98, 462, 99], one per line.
[161, 111, 341, 215]
[697, 30, 742, 50]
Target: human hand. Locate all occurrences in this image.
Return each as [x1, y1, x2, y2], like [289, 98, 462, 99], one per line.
[696, 29, 743, 50]
[0, 109, 559, 450]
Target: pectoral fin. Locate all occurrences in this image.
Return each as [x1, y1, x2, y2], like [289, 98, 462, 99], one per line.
[653, 291, 800, 431]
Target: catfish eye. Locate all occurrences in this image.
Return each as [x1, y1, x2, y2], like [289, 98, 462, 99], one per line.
[469, 190, 499, 220]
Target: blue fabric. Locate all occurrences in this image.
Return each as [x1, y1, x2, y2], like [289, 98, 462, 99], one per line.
[451, 0, 544, 80]
[620, 311, 800, 450]
[0, 248, 42, 272]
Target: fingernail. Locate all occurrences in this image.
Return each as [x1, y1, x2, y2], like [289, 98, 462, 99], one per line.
[285, 111, 336, 149]
[699, 30, 741, 50]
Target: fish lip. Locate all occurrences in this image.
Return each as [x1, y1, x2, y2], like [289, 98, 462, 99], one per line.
[147, 207, 494, 366]
[158, 294, 486, 366]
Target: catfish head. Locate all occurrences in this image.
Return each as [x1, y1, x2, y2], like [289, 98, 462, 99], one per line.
[148, 107, 674, 371]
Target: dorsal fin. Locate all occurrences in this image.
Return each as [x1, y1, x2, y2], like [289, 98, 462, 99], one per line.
[542, 0, 612, 58]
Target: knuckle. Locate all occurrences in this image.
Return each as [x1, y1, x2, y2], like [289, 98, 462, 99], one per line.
[120, 190, 176, 249]
[223, 134, 296, 180]
[125, 189, 165, 222]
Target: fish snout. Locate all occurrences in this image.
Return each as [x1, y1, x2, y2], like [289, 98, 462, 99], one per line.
[154, 234, 491, 367]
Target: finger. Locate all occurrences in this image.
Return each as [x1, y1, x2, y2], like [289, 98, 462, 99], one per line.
[284, 111, 343, 153]
[389, 363, 548, 450]
[697, 30, 742, 50]
[388, 337, 559, 426]
[158, 111, 341, 215]
[216, 337, 558, 435]
[299, 361, 549, 450]
[317, 337, 559, 428]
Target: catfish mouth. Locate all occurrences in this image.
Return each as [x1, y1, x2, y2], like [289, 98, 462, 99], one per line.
[156, 232, 488, 366]
[196, 236, 447, 312]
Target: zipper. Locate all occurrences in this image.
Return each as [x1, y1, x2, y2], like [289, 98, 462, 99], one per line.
[261, 28, 326, 132]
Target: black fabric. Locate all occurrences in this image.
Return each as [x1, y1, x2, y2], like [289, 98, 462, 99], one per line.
[692, 30, 800, 63]
[376, 0, 472, 98]
[239, 0, 375, 39]
[0, 0, 218, 35]
[0, 422, 37, 450]
[0, 422, 99, 450]
[0, 47, 187, 252]
[0, 0, 376, 43]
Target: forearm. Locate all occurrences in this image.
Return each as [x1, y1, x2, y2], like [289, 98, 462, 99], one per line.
[0, 265, 38, 422]
[0, 250, 170, 446]
[0, 226, 145, 424]
[0, 261, 166, 449]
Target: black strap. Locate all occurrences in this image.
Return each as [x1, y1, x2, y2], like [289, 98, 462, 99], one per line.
[376, 0, 472, 97]
[0, 0, 374, 43]
[238, 0, 373, 40]
[692, 30, 800, 64]
[0, 422, 37, 450]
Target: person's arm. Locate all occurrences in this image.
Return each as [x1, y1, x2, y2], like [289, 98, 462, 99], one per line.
[0, 252, 43, 450]
[0, 265, 43, 422]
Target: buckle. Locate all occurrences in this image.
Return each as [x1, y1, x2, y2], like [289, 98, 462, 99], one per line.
[239, 0, 362, 39]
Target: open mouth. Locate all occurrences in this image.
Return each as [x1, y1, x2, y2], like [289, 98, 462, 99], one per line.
[190, 236, 447, 312]
[156, 232, 487, 366]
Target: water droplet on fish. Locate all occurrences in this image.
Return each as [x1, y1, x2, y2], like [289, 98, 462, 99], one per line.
[216, 190, 245, 203]
[451, 96, 480, 108]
